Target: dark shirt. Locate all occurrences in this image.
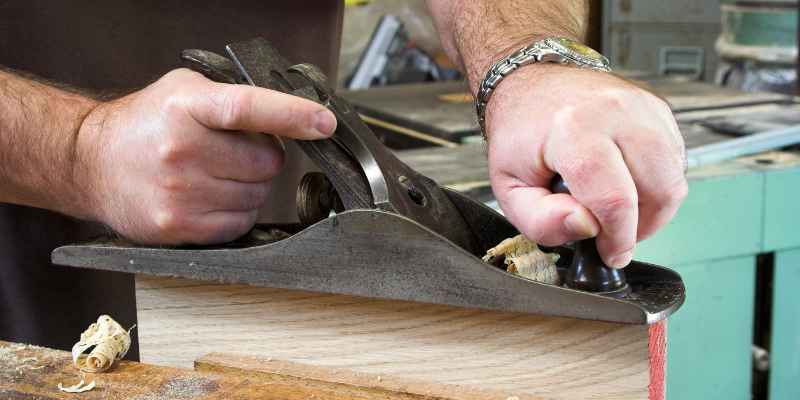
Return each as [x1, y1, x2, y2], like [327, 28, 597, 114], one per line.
[0, 0, 343, 359]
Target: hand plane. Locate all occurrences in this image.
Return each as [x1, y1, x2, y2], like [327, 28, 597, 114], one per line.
[51, 37, 684, 324]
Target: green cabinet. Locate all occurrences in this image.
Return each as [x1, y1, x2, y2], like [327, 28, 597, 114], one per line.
[667, 257, 756, 399]
[769, 249, 800, 400]
[632, 156, 800, 399]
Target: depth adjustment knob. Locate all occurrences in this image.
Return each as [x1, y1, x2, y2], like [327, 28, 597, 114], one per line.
[551, 175, 630, 297]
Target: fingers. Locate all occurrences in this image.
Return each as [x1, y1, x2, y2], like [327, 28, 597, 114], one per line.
[613, 107, 688, 241]
[144, 179, 262, 244]
[157, 175, 271, 213]
[150, 209, 259, 245]
[492, 179, 600, 246]
[141, 173, 266, 245]
[194, 131, 286, 183]
[189, 210, 260, 244]
[182, 70, 337, 139]
[550, 138, 639, 268]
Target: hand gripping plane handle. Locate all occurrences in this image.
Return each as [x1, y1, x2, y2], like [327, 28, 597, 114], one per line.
[551, 175, 631, 297]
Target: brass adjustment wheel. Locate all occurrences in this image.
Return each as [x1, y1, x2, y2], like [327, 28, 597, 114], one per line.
[296, 172, 343, 226]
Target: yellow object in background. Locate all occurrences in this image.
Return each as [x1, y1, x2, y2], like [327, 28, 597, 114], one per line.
[438, 92, 472, 104]
[345, 0, 370, 6]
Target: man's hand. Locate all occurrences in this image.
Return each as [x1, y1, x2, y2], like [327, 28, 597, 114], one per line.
[485, 65, 687, 268]
[427, 0, 687, 268]
[74, 69, 337, 244]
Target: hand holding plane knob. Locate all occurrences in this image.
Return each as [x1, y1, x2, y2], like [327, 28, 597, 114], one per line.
[551, 175, 630, 297]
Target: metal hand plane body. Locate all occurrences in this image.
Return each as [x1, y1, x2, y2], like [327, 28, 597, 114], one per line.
[52, 38, 685, 324]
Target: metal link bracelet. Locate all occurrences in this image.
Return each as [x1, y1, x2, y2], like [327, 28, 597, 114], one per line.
[475, 37, 611, 138]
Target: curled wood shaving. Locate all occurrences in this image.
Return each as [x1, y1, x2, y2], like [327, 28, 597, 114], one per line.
[71, 315, 134, 373]
[483, 235, 561, 285]
[58, 379, 96, 393]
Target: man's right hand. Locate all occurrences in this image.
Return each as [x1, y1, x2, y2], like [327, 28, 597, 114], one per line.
[74, 68, 337, 245]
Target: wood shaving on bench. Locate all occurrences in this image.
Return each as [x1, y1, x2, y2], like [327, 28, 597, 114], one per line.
[58, 379, 96, 393]
[71, 315, 134, 373]
[483, 235, 561, 285]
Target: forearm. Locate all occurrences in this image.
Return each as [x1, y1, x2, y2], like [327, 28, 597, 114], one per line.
[426, 0, 589, 93]
[0, 69, 98, 217]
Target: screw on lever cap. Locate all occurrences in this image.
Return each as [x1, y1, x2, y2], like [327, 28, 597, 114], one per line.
[551, 175, 630, 297]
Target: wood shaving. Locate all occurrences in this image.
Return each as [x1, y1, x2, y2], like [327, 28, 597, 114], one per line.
[483, 235, 561, 285]
[71, 315, 135, 373]
[249, 228, 291, 242]
[58, 379, 96, 393]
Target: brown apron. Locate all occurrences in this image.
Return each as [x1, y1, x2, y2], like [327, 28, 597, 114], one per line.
[0, 0, 344, 360]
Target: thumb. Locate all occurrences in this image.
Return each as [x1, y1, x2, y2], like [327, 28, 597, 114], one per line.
[188, 77, 337, 140]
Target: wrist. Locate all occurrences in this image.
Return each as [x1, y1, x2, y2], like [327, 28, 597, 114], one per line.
[68, 99, 109, 222]
[465, 35, 540, 94]
[464, 33, 582, 95]
[475, 37, 609, 139]
[482, 63, 556, 142]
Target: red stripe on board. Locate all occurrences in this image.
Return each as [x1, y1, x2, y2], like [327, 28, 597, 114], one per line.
[648, 320, 667, 400]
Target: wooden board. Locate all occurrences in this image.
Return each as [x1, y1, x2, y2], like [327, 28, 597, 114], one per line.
[135, 276, 666, 400]
[196, 352, 553, 400]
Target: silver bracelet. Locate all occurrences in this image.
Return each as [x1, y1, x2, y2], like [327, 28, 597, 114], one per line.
[475, 37, 611, 138]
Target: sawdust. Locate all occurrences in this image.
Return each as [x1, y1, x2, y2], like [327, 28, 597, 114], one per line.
[0, 345, 22, 364]
[483, 235, 561, 285]
[0, 344, 49, 366]
[0, 343, 54, 382]
[0, 344, 28, 379]
[134, 376, 218, 400]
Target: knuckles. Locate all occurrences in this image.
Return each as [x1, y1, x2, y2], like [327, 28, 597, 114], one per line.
[162, 68, 198, 81]
[561, 160, 638, 225]
[218, 89, 253, 130]
[159, 68, 207, 88]
[595, 89, 628, 113]
[253, 141, 285, 180]
[558, 156, 603, 190]
[241, 184, 270, 210]
[155, 173, 186, 193]
[151, 207, 191, 242]
[592, 190, 637, 223]
[661, 176, 689, 208]
[156, 137, 191, 165]
[278, 101, 308, 132]
[148, 207, 256, 245]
